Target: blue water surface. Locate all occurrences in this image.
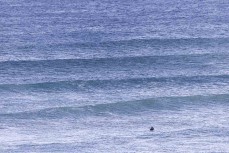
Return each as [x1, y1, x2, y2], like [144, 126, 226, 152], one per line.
[0, 0, 229, 152]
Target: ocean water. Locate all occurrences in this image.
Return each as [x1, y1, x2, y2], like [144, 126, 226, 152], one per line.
[0, 0, 229, 152]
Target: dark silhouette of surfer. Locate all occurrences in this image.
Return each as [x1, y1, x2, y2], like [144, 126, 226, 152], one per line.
[150, 127, 154, 131]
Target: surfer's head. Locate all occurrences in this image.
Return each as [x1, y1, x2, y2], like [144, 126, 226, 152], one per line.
[150, 127, 154, 131]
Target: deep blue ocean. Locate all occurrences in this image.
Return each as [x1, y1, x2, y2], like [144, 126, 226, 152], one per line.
[0, 0, 229, 152]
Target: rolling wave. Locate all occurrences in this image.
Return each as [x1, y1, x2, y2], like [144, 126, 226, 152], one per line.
[20, 37, 229, 48]
[0, 74, 229, 91]
[0, 52, 228, 66]
[1, 94, 228, 119]
[1, 52, 228, 87]
[1, 37, 229, 63]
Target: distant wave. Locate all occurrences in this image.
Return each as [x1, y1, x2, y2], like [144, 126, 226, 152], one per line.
[0, 52, 228, 65]
[34, 37, 229, 48]
[1, 74, 229, 91]
[12, 37, 229, 54]
[1, 94, 228, 119]
[1, 37, 229, 63]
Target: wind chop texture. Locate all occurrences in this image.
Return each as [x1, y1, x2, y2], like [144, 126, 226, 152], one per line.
[0, 0, 229, 152]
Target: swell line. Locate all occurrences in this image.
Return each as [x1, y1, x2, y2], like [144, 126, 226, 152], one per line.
[0, 74, 229, 91]
[1, 37, 229, 62]
[38, 37, 229, 48]
[0, 52, 228, 65]
[1, 94, 229, 119]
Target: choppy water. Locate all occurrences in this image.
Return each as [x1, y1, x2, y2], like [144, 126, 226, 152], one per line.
[0, 0, 229, 152]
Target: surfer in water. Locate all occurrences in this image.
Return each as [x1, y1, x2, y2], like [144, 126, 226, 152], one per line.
[150, 127, 154, 131]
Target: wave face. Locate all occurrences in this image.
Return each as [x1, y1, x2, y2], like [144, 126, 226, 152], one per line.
[1, 94, 229, 119]
[1, 0, 229, 152]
